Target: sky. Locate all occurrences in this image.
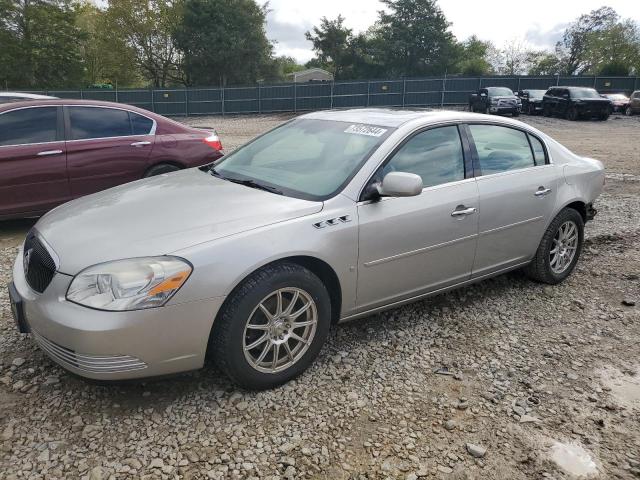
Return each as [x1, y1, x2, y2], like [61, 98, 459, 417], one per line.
[265, 0, 640, 63]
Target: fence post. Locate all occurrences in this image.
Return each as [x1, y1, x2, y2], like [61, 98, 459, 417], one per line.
[221, 86, 225, 117]
[80, 89, 83, 100]
[115, 84, 118, 103]
[517, 76, 521, 92]
[258, 84, 261, 114]
[366, 81, 370, 107]
[330, 81, 334, 110]
[185, 88, 189, 117]
[402, 77, 406, 108]
[440, 74, 446, 108]
[151, 89, 155, 113]
[555, 75, 559, 86]
[634, 76, 638, 92]
[593, 76, 597, 88]
[293, 83, 297, 112]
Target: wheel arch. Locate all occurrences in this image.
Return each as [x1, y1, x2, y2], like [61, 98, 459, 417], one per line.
[214, 255, 343, 328]
[144, 160, 185, 176]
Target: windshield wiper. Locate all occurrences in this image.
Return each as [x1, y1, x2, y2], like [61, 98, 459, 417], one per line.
[207, 167, 283, 195]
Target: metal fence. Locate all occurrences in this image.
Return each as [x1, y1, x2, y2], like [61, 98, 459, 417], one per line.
[24, 75, 640, 116]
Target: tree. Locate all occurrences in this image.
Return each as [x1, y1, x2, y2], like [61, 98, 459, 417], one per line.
[456, 36, 495, 75]
[76, 4, 141, 87]
[173, 0, 274, 86]
[527, 51, 562, 75]
[375, 0, 458, 77]
[104, 0, 184, 88]
[585, 19, 640, 75]
[305, 15, 353, 78]
[498, 39, 535, 75]
[0, 0, 85, 89]
[555, 6, 619, 75]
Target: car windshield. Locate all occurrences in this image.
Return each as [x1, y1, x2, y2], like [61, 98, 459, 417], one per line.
[527, 90, 546, 99]
[212, 118, 394, 201]
[487, 87, 514, 96]
[571, 89, 601, 99]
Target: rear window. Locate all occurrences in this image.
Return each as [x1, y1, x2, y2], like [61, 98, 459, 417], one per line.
[131, 113, 154, 135]
[69, 106, 132, 140]
[0, 107, 58, 146]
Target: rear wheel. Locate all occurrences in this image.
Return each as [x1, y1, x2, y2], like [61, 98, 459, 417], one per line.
[524, 208, 584, 285]
[598, 112, 609, 121]
[210, 263, 331, 390]
[543, 104, 552, 117]
[144, 163, 181, 177]
[566, 107, 579, 121]
[625, 106, 633, 116]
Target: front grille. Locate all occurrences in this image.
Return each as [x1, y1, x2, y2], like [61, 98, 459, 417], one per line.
[498, 99, 516, 107]
[23, 231, 56, 293]
[32, 331, 147, 373]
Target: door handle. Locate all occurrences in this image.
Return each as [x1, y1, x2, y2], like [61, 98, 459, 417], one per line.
[451, 206, 477, 217]
[534, 187, 552, 197]
[130, 141, 151, 147]
[37, 149, 63, 156]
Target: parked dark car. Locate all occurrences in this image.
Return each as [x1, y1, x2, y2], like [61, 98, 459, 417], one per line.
[469, 87, 521, 116]
[518, 89, 546, 115]
[626, 91, 640, 116]
[0, 99, 223, 220]
[542, 87, 611, 121]
[603, 93, 630, 113]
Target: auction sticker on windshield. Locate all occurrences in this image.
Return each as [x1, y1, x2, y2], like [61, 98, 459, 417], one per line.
[344, 124, 388, 137]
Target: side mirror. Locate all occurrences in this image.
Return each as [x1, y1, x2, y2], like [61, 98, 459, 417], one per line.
[377, 172, 423, 197]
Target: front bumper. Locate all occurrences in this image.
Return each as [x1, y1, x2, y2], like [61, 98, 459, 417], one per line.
[11, 249, 224, 380]
[489, 105, 521, 114]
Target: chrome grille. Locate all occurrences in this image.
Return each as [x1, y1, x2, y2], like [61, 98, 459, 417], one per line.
[23, 231, 56, 293]
[32, 331, 147, 373]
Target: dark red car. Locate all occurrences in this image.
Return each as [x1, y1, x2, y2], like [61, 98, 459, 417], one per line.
[0, 99, 223, 220]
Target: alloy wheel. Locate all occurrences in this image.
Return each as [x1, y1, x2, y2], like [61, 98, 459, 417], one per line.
[549, 221, 579, 274]
[243, 287, 318, 373]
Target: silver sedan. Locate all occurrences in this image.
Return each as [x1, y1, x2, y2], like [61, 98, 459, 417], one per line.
[8, 109, 605, 389]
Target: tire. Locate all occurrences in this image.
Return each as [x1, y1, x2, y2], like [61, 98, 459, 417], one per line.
[210, 262, 332, 390]
[524, 208, 584, 285]
[543, 104, 552, 117]
[566, 107, 578, 121]
[144, 163, 181, 177]
[528, 104, 535, 115]
[512, 110, 520, 117]
[625, 106, 633, 117]
[599, 113, 609, 121]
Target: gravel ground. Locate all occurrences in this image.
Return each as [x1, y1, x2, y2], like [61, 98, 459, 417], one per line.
[1, 112, 639, 480]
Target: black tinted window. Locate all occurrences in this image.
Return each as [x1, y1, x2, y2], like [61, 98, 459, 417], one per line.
[469, 125, 535, 175]
[384, 126, 465, 187]
[130, 112, 154, 135]
[0, 107, 58, 146]
[69, 107, 132, 140]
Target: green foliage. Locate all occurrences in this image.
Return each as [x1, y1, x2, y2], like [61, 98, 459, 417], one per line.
[305, 15, 352, 78]
[0, 0, 86, 89]
[456, 36, 494, 75]
[376, 0, 458, 77]
[173, 0, 273, 86]
[527, 52, 563, 76]
[585, 20, 640, 76]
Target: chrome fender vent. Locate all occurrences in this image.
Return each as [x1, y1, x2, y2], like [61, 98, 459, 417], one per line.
[313, 215, 351, 229]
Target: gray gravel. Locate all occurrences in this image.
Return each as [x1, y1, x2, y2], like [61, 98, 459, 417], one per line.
[1, 113, 639, 479]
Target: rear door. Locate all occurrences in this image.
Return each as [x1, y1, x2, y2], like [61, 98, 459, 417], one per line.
[65, 106, 155, 197]
[466, 123, 559, 277]
[0, 106, 70, 218]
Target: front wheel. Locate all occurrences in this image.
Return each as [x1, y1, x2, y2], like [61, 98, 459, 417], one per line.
[524, 208, 584, 285]
[598, 112, 609, 121]
[210, 263, 331, 390]
[543, 104, 552, 117]
[625, 106, 633, 116]
[567, 107, 579, 121]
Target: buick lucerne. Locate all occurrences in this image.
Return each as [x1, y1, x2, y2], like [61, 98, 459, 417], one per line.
[8, 109, 605, 389]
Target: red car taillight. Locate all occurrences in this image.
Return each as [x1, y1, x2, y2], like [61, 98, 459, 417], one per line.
[203, 131, 223, 151]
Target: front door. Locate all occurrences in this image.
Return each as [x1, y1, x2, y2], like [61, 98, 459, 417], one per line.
[0, 106, 71, 217]
[357, 125, 479, 311]
[65, 106, 154, 197]
[466, 123, 559, 277]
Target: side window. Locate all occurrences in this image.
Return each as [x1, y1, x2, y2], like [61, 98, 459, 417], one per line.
[528, 134, 547, 166]
[469, 125, 535, 175]
[130, 112, 154, 135]
[383, 126, 465, 188]
[68, 107, 132, 140]
[0, 107, 58, 146]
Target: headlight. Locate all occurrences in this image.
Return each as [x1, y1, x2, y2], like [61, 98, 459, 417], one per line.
[67, 257, 192, 311]
[490, 98, 498, 104]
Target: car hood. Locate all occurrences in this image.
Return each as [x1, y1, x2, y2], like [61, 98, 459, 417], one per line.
[35, 169, 323, 274]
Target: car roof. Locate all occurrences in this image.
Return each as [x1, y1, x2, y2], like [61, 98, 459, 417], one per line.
[0, 92, 57, 99]
[556, 86, 597, 90]
[0, 98, 156, 117]
[300, 108, 532, 129]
